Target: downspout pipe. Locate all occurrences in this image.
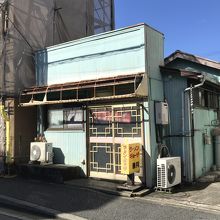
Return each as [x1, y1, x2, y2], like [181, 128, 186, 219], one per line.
[184, 75, 206, 92]
[183, 75, 206, 182]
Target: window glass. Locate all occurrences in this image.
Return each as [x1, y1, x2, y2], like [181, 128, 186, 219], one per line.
[48, 109, 63, 129]
[64, 109, 83, 130]
[48, 107, 84, 130]
[193, 88, 219, 109]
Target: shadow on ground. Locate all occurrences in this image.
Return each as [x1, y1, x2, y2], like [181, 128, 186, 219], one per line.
[0, 176, 120, 219]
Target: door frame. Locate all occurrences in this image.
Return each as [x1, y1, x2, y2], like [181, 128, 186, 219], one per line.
[87, 103, 145, 181]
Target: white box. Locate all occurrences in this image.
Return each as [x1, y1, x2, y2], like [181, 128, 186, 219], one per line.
[30, 142, 53, 163]
[155, 102, 169, 125]
[157, 157, 181, 188]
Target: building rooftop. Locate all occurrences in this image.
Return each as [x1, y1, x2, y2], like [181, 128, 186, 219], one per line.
[165, 50, 220, 70]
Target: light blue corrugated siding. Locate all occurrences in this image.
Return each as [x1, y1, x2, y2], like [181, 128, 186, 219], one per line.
[36, 25, 146, 86]
[194, 108, 217, 178]
[163, 74, 193, 181]
[146, 26, 164, 80]
[163, 75, 188, 156]
[145, 26, 164, 187]
[44, 130, 87, 174]
[146, 25, 164, 101]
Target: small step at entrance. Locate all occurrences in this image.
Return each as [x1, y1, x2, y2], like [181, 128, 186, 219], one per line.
[117, 183, 144, 192]
[65, 178, 151, 197]
[17, 164, 82, 183]
[117, 184, 151, 197]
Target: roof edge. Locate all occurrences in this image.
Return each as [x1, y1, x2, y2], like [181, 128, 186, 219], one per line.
[165, 50, 220, 70]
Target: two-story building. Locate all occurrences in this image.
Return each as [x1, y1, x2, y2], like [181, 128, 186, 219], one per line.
[20, 26, 220, 187]
[20, 24, 164, 187]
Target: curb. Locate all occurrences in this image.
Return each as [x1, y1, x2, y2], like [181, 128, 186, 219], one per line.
[65, 182, 152, 198]
[0, 195, 86, 220]
[64, 182, 133, 197]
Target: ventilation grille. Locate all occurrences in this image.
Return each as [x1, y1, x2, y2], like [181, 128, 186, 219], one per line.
[157, 163, 166, 188]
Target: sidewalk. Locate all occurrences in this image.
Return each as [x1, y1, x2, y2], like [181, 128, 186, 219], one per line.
[143, 182, 220, 214]
[66, 176, 220, 214]
[142, 170, 220, 213]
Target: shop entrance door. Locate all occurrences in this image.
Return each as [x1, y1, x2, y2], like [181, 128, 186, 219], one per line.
[89, 104, 143, 180]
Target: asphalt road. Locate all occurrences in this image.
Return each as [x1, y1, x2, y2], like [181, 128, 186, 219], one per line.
[0, 206, 55, 220]
[89, 197, 220, 220]
[0, 214, 18, 220]
[0, 178, 219, 220]
[67, 192, 220, 220]
[0, 197, 219, 220]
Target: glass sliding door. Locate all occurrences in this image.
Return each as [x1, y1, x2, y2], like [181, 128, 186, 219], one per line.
[89, 104, 143, 180]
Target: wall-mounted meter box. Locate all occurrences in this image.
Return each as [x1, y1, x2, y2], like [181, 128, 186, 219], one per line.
[155, 102, 169, 125]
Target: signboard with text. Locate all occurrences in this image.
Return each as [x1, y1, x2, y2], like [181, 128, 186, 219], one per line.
[92, 111, 131, 123]
[121, 143, 140, 175]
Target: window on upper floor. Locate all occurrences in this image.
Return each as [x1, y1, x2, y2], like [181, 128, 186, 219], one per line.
[193, 88, 219, 109]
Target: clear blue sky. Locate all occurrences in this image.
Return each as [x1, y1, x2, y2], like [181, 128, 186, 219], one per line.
[115, 0, 220, 61]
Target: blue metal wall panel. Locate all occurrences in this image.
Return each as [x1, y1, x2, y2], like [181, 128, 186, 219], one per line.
[163, 75, 187, 153]
[193, 109, 217, 178]
[163, 74, 193, 180]
[163, 72, 218, 181]
[36, 25, 146, 86]
[44, 130, 87, 175]
[163, 52, 220, 182]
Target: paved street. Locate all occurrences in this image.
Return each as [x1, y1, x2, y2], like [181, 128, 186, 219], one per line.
[0, 206, 54, 220]
[0, 178, 219, 220]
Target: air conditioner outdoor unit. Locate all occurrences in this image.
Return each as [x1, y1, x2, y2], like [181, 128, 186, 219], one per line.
[157, 157, 181, 189]
[30, 142, 53, 163]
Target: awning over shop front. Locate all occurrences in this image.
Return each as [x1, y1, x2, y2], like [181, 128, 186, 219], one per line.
[19, 73, 147, 106]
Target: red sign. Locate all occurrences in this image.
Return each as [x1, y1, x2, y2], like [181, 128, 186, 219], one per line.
[115, 112, 131, 123]
[93, 111, 131, 123]
[93, 111, 112, 121]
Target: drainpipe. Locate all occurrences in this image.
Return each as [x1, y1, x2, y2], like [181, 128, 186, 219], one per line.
[184, 75, 206, 92]
[181, 92, 186, 179]
[183, 75, 206, 181]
